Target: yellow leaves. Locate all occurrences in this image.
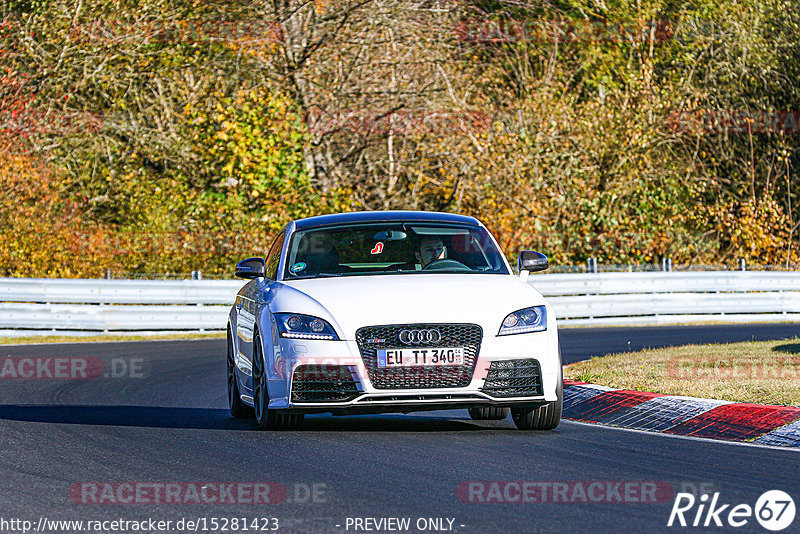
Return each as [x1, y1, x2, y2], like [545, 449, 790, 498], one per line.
[713, 198, 796, 264]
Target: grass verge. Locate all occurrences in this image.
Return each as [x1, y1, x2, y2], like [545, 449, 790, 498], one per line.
[566, 339, 800, 406]
[0, 332, 225, 346]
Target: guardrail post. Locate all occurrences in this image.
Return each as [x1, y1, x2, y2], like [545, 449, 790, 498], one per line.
[738, 259, 746, 271]
[662, 258, 672, 272]
[192, 270, 205, 332]
[587, 258, 598, 274]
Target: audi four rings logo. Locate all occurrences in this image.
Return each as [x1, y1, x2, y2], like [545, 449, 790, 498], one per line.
[399, 329, 442, 345]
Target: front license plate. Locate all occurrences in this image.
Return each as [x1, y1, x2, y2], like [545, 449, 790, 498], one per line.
[377, 347, 464, 368]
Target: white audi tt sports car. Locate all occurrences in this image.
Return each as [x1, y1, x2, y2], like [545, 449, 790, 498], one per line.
[227, 211, 562, 430]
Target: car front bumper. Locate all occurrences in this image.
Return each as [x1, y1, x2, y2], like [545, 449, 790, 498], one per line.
[265, 327, 561, 413]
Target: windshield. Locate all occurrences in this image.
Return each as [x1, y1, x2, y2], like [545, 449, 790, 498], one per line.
[283, 222, 510, 279]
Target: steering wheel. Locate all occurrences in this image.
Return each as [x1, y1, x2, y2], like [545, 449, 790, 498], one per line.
[422, 259, 471, 271]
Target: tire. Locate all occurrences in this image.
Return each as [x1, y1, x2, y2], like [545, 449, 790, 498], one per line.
[468, 407, 510, 420]
[228, 331, 253, 419]
[252, 332, 304, 431]
[511, 376, 563, 430]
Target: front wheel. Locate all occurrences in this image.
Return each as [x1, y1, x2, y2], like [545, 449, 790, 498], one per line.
[253, 332, 304, 431]
[511, 377, 562, 430]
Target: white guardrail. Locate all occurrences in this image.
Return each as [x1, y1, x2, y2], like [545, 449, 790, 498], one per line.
[0, 272, 799, 334]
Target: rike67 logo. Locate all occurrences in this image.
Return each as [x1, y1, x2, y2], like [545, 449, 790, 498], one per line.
[668, 490, 796, 531]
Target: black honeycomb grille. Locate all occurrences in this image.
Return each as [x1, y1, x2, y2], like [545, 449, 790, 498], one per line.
[481, 359, 543, 397]
[291, 364, 360, 402]
[355, 324, 482, 389]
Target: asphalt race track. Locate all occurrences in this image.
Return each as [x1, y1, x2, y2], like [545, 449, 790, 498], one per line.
[1, 324, 798, 533]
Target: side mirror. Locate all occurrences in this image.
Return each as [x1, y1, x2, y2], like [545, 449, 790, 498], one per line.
[518, 251, 549, 273]
[235, 257, 266, 279]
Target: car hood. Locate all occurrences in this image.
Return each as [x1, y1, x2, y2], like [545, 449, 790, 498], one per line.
[279, 274, 546, 339]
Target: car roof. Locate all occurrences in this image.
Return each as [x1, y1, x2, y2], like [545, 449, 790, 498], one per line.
[292, 210, 482, 230]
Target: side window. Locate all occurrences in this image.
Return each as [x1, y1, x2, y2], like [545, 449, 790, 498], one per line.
[265, 232, 285, 280]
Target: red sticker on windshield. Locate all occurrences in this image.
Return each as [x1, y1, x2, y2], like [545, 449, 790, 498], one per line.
[370, 242, 384, 254]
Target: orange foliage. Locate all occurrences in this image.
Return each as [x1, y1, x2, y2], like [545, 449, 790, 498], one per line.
[714, 197, 798, 265]
[0, 138, 115, 277]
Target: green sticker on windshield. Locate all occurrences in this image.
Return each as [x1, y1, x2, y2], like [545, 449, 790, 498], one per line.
[290, 262, 307, 273]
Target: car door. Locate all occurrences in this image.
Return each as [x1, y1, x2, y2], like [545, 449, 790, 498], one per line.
[240, 231, 285, 393]
[234, 280, 259, 393]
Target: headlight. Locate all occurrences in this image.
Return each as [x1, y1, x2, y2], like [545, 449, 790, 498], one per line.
[497, 306, 547, 336]
[274, 313, 340, 340]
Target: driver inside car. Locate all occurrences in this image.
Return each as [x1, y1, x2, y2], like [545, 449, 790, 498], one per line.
[296, 234, 341, 275]
[415, 236, 447, 268]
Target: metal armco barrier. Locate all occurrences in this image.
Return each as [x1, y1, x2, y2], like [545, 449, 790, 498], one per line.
[529, 271, 800, 326]
[0, 278, 243, 333]
[0, 271, 799, 333]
